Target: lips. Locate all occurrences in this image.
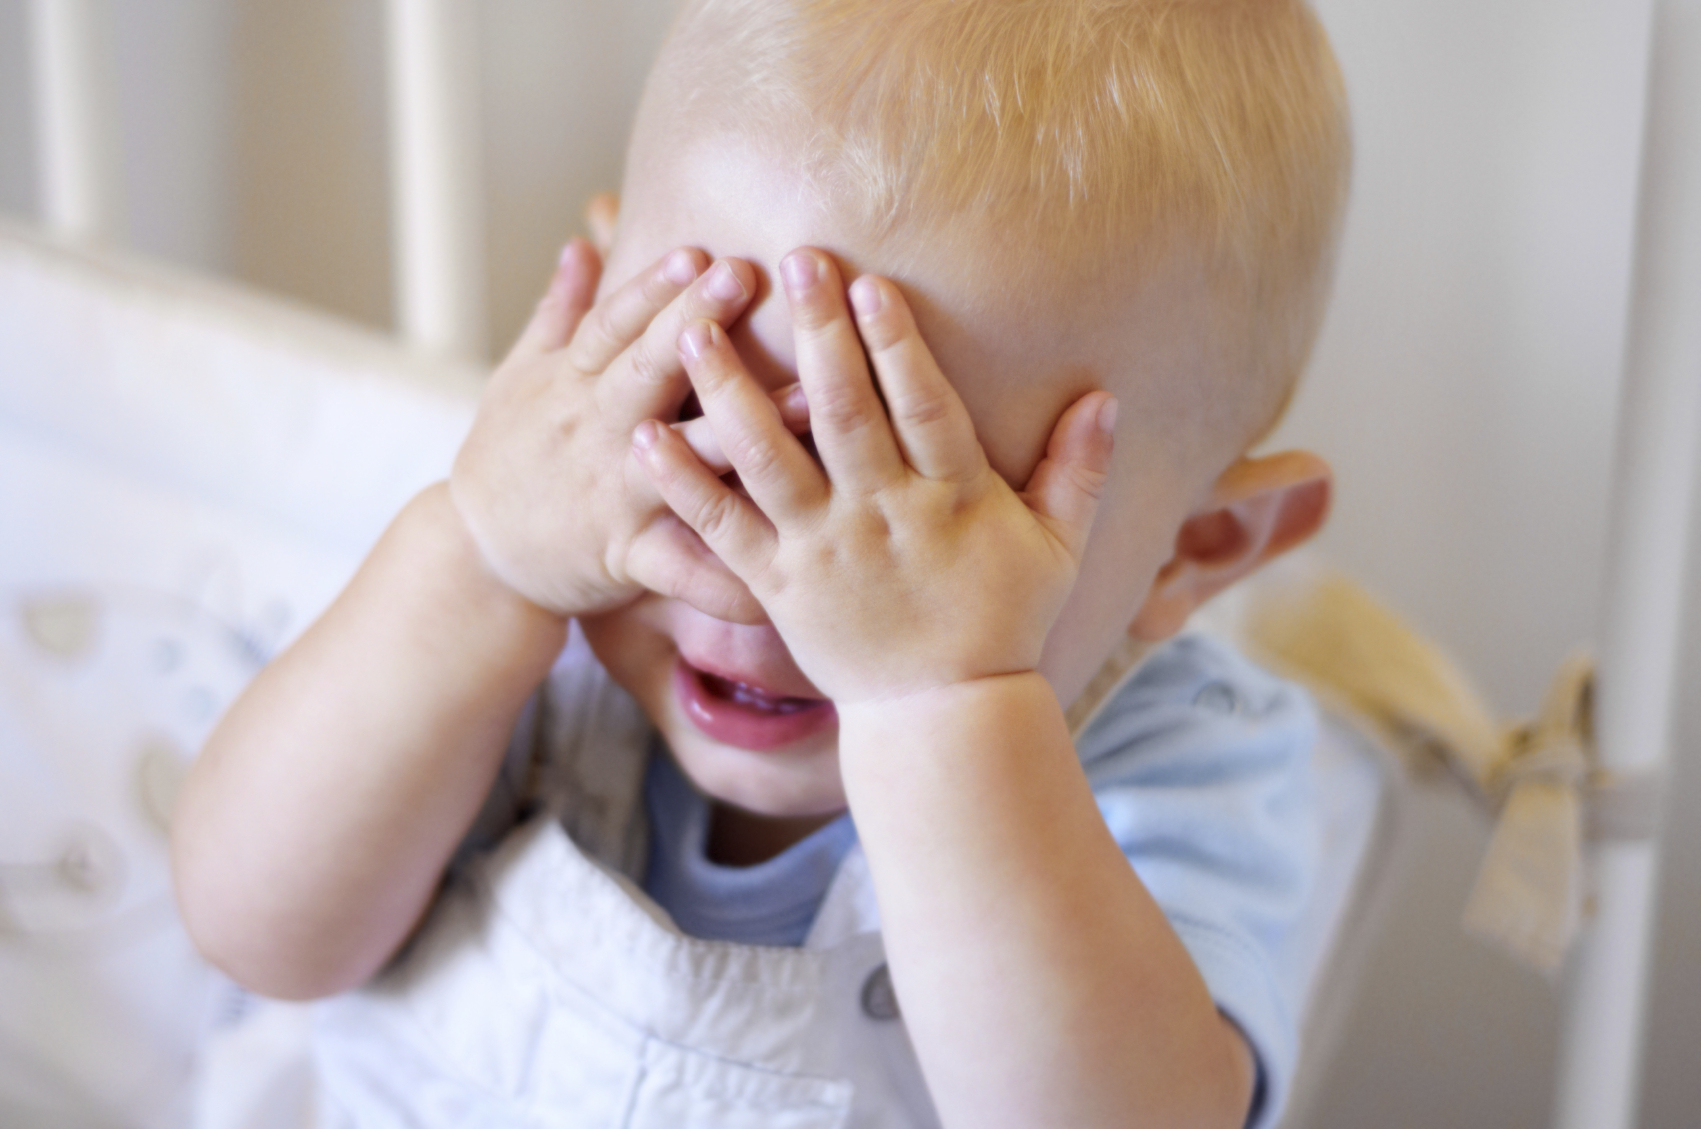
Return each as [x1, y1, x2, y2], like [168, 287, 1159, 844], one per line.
[673, 658, 837, 751]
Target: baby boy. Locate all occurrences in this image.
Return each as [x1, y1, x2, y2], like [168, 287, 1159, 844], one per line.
[173, 1, 1351, 1126]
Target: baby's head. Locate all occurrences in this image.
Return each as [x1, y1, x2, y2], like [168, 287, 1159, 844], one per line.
[585, 0, 1351, 820]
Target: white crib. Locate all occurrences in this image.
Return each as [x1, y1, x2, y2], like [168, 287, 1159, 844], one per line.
[4, 2, 1699, 1128]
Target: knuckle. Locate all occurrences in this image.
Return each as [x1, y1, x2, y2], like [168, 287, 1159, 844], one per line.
[810, 379, 877, 430]
[798, 303, 854, 343]
[642, 267, 680, 308]
[1064, 461, 1110, 500]
[695, 491, 743, 543]
[608, 306, 649, 348]
[860, 309, 911, 354]
[893, 384, 954, 430]
[855, 505, 894, 543]
[726, 431, 780, 480]
[625, 341, 673, 390]
[569, 312, 617, 368]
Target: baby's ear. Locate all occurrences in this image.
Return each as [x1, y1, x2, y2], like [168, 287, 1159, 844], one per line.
[585, 192, 620, 258]
[1128, 450, 1331, 641]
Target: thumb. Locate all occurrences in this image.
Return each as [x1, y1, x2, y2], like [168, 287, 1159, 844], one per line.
[1021, 392, 1117, 561]
[507, 238, 601, 361]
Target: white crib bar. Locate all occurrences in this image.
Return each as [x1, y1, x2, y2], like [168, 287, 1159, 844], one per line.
[28, 0, 119, 242]
[1554, 3, 1701, 1128]
[385, 0, 487, 359]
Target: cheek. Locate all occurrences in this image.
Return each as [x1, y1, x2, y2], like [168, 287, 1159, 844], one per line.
[579, 605, 678, 712]
[1037, 480, 1179, 706]
[1040, 569, 1151, 709]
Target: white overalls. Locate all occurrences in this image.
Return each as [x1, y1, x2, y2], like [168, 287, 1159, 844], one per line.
[311, 640, 941, 1128]
[208, 632, 1315, 1129]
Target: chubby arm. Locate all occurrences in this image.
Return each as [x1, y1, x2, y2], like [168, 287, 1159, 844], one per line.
[172, 240, 777, 998]
[172, 487, 564, 999]
[839, 681, 1255, 1128]
[636, 251, 1255, 1126]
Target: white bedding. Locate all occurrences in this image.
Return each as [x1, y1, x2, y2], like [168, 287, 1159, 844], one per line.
[0, 227, 478, 1128]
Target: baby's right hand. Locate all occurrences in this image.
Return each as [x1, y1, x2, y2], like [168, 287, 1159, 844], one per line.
[450, 240, 783, 623]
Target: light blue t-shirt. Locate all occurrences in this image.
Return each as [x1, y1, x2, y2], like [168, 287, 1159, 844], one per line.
[642, 747, 857, 946]
[641, 633, 1318, 1129]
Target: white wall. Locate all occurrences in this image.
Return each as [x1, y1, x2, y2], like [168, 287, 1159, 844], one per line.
[1280, 4, 1699, 1127]
[1, 2, 1696, 1126]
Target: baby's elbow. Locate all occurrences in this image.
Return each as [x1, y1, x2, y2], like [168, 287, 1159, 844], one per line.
[171, 828, 377, 1002]
[175, 881, 378, 1001]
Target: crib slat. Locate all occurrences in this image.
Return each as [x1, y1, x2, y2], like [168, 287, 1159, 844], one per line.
[28, 0, 120, 242]
[1554, 3, 1701, 1128]
[385, 0, 487, 360]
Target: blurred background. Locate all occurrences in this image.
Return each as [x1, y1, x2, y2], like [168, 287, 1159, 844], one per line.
[0, 1, 1696, 1126]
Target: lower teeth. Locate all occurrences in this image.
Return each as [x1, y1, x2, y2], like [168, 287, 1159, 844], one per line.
[703, 672, 811, 713]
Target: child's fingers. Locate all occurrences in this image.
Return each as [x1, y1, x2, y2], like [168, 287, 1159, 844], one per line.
[596, 259, 758, 427]
[674, 382, 810, 473]
[848, 275, 985, 482]
[1021, 392, 1118, 561]
[780, 250, 905, 494]
[678, 321, 826, 522]
[566, 247, 708, 375]
[631, 417, 778, 579]
[625, 516, 770, 625]
[508, 238, 602, 361]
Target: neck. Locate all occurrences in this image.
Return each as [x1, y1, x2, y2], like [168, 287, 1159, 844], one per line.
[706, 802, 840, 867]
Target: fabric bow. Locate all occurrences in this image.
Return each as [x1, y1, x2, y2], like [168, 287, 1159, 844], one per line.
[1236, 570, 1659, 975]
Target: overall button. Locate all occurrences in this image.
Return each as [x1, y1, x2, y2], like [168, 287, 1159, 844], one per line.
[1192, 680, 1241, 716]
[861, 963, 901, 1021]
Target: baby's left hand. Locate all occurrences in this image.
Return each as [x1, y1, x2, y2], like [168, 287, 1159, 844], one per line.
[632, 249, 1117, 706]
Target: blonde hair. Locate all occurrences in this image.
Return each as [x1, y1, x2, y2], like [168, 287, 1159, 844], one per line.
[648, 0, 1350, 444]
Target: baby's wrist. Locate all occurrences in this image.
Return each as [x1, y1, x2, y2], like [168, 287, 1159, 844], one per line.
[403, 484, 569, 655]
[834, 671, 1060, 753]
[834, 671, 1076, 834]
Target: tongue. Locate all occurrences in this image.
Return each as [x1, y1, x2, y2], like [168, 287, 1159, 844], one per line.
[700, 671, 819, 714]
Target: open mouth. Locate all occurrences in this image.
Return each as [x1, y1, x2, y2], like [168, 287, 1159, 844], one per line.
[673, 658, 837, 752]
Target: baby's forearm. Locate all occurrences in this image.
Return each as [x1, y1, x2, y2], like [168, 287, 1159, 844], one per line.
[838, 675, 1254, 1129]
[172, 484, 566, 999]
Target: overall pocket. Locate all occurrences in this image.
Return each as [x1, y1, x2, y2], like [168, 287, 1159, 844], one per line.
[623, 1035, 852, 1129]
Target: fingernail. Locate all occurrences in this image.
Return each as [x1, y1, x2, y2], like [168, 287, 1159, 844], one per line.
[664, 249, 700, 287]
[632, 419, 662, 451]
[781, 251, 820, 294]
[707, 261, 746, 302]
[679, 321, 716, 360]
[781, 383, 809, 419]
[1097, 396, 1120, 434]
[849, 276, 883, 316]
[558, 239, 581, 268]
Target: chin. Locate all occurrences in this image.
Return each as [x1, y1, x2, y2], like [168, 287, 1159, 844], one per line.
[658, 712, 848, 820]
[584, 601, 848, 818]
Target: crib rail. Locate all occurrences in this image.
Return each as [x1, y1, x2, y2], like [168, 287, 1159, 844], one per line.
[1554, 4, 1701, 1128]
[384, 0, 487, 360]
[28, 0, 118, 243]
[26, 0, 488, 361]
